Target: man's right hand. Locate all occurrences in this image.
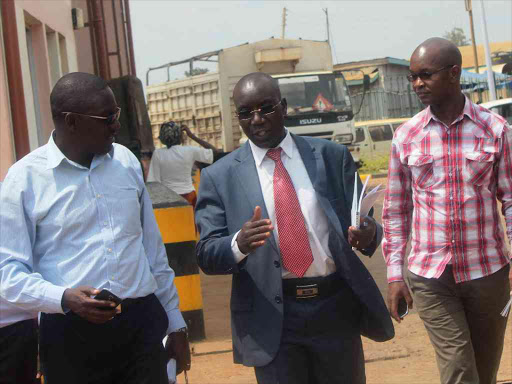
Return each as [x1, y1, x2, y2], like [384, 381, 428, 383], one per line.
[387, 281, 414, 323]
[236, 206, 273, 255]
[62, 286, 117, 324]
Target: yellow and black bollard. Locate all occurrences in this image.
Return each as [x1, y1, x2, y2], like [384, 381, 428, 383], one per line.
[146, 182, 205, 341]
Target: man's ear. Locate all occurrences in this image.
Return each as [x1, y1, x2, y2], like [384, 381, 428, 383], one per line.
[450, 65, 461, 84]
[281, 98, 288, 117]
[64, 113, 78, 132]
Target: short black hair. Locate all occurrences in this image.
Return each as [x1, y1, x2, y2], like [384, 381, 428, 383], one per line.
[50, 72, 109, 118]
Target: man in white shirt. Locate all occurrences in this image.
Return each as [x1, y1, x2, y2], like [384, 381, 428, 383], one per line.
[0, 73, 190, 384]
[195, 72, 394, 384]
[148, 122, 216, 207]
[0, 181, 39, 384]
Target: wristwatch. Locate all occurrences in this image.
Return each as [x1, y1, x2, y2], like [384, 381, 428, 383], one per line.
[172, 327, 187, 334]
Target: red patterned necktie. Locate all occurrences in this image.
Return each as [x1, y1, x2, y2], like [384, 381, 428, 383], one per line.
[266, 147, 313, 277]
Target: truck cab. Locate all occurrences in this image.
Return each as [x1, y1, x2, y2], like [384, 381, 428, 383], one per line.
[273, 71, 355, 144]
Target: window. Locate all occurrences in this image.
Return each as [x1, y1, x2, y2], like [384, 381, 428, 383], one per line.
[491, 103, 512, 125]
[368, 125, 393, 142]
[354, 128, 365, 143]
[391, 123, 403, 132]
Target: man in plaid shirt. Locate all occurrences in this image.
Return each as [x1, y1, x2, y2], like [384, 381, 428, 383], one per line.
[382, 37, 512, 384]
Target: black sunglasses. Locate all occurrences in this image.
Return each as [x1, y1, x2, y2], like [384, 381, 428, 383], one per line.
[61, 107, 121, 125]
[236, 100, 282, 121]
[407, 65, 455, 83]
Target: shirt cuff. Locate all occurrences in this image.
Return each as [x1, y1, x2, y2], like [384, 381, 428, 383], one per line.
[387, 264, 404, 283]
[231, 230, 249, 263]
[44, 284, 69, 314]
[166, 308, 187, 334]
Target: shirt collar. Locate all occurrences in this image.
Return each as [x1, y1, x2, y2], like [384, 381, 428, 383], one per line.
[422, 95, 475, 129]
[46, 131, 68, 170]
[46, 130, 114, 170]
[248, 129, 294, 167]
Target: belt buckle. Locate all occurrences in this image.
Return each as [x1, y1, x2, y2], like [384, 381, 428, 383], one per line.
[296, 284, 319, 299]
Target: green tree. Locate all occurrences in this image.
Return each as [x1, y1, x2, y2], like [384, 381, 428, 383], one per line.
[185, 67, 209, 77]
[443, 27, 470, 46]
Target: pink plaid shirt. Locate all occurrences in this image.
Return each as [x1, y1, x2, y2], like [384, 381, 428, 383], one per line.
[382, 97, 512, 283]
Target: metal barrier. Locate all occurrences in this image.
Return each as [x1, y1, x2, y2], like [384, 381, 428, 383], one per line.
[146, 182, 205, 341]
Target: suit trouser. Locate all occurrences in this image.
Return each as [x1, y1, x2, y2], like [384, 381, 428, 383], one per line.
[254, 280, 365, 384]
[0, 319, 38, 384]
[407, 264, 510, 384]
[40, 293, 168, 384]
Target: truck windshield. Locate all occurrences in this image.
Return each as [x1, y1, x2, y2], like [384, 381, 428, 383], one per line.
[277, 74, 352, 116]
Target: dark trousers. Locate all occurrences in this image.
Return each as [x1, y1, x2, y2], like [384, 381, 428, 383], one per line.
[255, 277, 365, 384]
[40, 293, 169, 384]
[407, 264, 510, 384]
[0, 318, 38, 384]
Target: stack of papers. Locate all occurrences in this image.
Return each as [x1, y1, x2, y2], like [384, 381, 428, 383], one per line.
[351, 172, 385, 228]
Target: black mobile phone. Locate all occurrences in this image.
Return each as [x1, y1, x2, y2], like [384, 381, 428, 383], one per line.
[94, 289, 122, 307]
[397, 297, 409, 318]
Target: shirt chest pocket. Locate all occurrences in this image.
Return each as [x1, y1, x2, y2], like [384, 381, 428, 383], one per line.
[464, 151, 495, 186]
[106, 188, 142, 237]
[407, 154, 436, 189]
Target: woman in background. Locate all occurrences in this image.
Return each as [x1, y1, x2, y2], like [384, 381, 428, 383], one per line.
[148, 121, 217, 207]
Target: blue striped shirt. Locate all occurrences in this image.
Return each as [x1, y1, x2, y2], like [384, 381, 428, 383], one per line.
[0, 182, 38, 328]
[0, 133, 185, 333]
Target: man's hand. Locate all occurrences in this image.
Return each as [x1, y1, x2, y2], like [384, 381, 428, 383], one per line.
[181, 124, 193, 138]
[62, 286, 117, 324]
[236, 206, 273, 255]
[165, 331, 191, 375]
[348, 216, 376, 250]
[387, 281, 414, 323]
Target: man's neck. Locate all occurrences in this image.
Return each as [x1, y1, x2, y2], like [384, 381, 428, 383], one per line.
[430, 93, 466, 127]
[54, 131, 93, 168]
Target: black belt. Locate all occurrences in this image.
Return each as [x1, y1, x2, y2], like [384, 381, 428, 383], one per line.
[122, 294, 154, 309]
[282, 274, 346, 299]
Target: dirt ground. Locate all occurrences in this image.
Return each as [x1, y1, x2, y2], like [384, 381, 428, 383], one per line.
[184, 177, 512, 384]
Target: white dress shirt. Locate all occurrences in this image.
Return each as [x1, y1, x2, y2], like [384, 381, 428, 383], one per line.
[231, 130, 336, 279]
[0, 182, 38, 328]
[0, 133, 185, 334]
[148, 146, 213, 195]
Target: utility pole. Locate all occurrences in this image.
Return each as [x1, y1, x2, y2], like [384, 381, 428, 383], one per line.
[281, 7, 287, 39]
[323, 8, 330, 43]
[465, 0, 479, 73]
[478, 0, 497, 100]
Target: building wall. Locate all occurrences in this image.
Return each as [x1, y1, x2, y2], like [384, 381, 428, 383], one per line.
[0, 14, 15, 181]
[14, 0, 78, 150]
[72, 0, 132, 79]
[2, 0, 135, 176]
[379, 64, 410, 92]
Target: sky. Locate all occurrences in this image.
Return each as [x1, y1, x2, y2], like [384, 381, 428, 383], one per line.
[129, 0, 512, 87]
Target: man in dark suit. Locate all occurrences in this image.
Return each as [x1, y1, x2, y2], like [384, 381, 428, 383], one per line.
[195, 72, 394, 384]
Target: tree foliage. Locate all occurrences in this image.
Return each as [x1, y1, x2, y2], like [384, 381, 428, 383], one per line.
[443, 27, 470, 47]
[185, 67, 210, 77]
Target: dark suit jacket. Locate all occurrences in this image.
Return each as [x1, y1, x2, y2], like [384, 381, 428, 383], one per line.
[195, 134, 394, 367]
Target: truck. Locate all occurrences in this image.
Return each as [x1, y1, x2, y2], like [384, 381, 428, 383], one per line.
[146, 38, 358, 152]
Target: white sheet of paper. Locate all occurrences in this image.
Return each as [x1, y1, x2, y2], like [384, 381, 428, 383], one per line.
[351, 173, 372, 228]
[351, 172, 359, 227]
[501, 293, 512, 317]
[360, 184, 385, 218]
[163, 335, 177, 384]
